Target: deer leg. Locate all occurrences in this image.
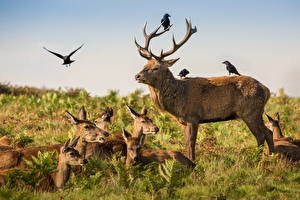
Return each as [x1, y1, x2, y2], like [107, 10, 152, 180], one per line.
[242, 116, 274, 153]
[184, 123, 198, 161]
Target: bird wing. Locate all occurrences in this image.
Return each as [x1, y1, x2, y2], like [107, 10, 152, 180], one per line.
[161, 18, 164, 23]
[43, 47, 64, 59]
[68, 44, 84, 57]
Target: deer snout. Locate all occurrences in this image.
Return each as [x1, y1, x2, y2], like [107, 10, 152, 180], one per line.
[82, 159, 88, 165]
[154, 127, 159, 133]
[133, 157, 140, 162]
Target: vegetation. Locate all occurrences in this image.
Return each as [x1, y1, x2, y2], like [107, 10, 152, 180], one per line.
[0, 84, 299, 199]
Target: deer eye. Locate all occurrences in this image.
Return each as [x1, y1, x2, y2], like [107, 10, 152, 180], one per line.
[84, 125, 94, 129]
[70, 152, 75, 156]
[152, 67, 159, 71]
[141, 120, 146, 123]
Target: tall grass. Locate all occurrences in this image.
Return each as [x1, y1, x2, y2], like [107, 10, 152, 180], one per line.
[0, 85, 299, 199]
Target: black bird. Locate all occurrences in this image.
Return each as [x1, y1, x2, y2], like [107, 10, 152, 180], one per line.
[222, 61, 241, 76]
[178, 68, 190, 78]
[161, 13, 171, 30]
[43, 44, 83, 67]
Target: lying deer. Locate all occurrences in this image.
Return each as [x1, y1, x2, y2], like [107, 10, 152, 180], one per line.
[122, 128, 195, 168]
[0, 137, 88, 191]
[0, 109, 109, 170]
[83, 105, 159, 159]
[266, 113, 300, 161]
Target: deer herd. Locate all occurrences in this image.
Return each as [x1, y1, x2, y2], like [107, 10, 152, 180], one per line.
[0, 18, 299, 191]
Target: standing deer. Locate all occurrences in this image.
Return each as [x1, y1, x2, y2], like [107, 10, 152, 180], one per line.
[0, 137, 88, 190]
[122, 128, 195, 168]
[265, 113, 300, 161]
[134, 18, 274, 160]
[82, 105, 159, 159]
[0, 109, 109, 170]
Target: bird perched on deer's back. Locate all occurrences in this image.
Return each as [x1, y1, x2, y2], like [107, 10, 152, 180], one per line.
[178, 68, 190, 78]
[43, 44, 83, 67]
[161, 13, 171, 30]
[222, 61, 241, 76]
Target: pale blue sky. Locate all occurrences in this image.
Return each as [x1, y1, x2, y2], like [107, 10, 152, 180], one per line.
[0, 0, 299, 96]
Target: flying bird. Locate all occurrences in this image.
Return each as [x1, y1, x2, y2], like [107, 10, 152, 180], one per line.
[178, 68, 190, 78]
[222, 61, 241, 76]
[43, 44, 84, 67]
[161, 13, 171, 30]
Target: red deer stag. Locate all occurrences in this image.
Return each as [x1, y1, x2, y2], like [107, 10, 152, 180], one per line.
[122, 128, 195, 168]
[134, 18, 274, 160]
[0, 137, 88, 190]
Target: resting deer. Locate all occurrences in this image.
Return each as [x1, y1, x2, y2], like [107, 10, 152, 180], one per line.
[134, 18, 274, 160]
[266, 113, 300, 161]
[0, 137, 88, 191]
[0, 109, 109, 170]
[122, 128, 195, 168]
[82, 105, 159, 159]
[0, 136, 15, 151]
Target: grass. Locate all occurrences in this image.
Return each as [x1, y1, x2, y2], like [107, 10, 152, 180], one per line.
[0, 85, 299, 200]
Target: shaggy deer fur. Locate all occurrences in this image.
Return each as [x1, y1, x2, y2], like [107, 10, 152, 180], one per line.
[266, 113, 300, 161]
[0, 138, 87, 191]
[122, 128, 195, 168]
[134, 18, 274, 160]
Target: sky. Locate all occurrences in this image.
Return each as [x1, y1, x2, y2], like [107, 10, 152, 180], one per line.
[0, 0, 300, 96]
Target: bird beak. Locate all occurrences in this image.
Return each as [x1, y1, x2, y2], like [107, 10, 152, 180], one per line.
[222, 61, 226, 64]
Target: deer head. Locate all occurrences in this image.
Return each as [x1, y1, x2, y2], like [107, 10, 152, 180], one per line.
[265, 112, 284, 140]
[134, 18, 197, 87]
[60, 137, 87, 166]
[94, 107, 114, 129]
[65, 109, 109, 143]
[126, 105, 159, 135]
[122, 128, 144, 164]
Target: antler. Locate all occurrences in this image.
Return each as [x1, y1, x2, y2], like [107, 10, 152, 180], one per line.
[135, 18, 197, 61]
[134, 23, 172, 60]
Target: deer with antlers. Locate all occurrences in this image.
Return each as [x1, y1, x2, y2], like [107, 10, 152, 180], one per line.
[134, 18, 274, 160]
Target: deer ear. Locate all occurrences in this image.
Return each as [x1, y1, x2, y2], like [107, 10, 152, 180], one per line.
[165, 58, 180, 68]
[63, 139, 71, 152]
[65, 111, 80, 125]
[141, 106, 148, 115]
[274, 112, 280, 121]
[126, 105, 139, 119]
[78, 106, 87, 120]
[70, 136, 80, 148]
[106, 108, 114, 117]
[122, 129, 131, 142]
[265, 113, 273, 122]
[137, 127, 144, 146]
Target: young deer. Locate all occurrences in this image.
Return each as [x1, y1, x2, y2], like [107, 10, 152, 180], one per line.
[134, 18, 274, 160]
[122, 128, 195, 168]
[266, 113, 300, 161]
[83, 105, 159, 159]
[0, 109, 109, 170]
[0, 137, 88, 191]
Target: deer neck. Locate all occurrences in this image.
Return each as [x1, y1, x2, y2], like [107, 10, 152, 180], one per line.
[148, 71, 184, 112]
[52, 159, 71, 189]
[75, 138, 88, 158]
[273, 126, 284, 140]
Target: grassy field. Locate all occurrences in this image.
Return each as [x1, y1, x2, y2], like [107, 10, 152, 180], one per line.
[0, 84, 299, 200]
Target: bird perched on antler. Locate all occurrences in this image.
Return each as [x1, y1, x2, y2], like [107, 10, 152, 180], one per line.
[43, 44, 83, 67]
[161, 13, 171, 30]
[178, 68, 190, 78]
[222, 61, 241, 76]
